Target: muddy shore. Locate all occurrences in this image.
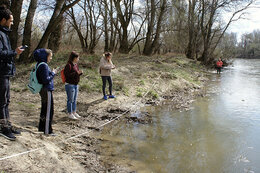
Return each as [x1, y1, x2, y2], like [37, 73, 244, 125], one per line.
[0, 54, 208, 172]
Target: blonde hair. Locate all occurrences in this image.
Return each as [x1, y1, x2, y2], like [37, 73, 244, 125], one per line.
[45, 49, 52, 56]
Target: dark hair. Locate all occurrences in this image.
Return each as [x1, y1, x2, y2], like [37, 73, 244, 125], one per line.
[68, 51, 79, 63]
[0, 6, 12, 21]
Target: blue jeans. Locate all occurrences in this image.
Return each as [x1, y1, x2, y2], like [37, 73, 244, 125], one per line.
[65, 84, 78, 113]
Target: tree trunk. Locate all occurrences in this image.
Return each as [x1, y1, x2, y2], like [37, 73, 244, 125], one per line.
[150, 0, 166, 54]
[109, 0, 116, 52]
[103, 1, 109, 52]
[48, 16, 64, 53]
[19, 0, 38, 62]
[186, 0, 196, 59]
[118, 28, 129, 54]
[143, 0, 155, 55]
[10, 0, 23, 49]
[0, 0, 10, 8]
[200, 1, 216, 64]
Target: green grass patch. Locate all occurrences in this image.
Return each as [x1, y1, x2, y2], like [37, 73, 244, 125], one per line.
[148, 90, 159, 99]
[172, 68, 200, 85]
[113, 75, 125, 91]
[139, 80, 145, 85]
[136, 87, 146, 97]
[79, 68, 102, 92]
[11, 87, 22, 92]
[17, 102, 36, 108]
[122, 87, 129, 96]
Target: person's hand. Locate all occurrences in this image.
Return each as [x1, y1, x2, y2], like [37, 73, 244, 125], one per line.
[112, 65, 116, 69]
[52, 68, 57, 74]
[78, 70, 83, 75]
[15, 46, 24, 55]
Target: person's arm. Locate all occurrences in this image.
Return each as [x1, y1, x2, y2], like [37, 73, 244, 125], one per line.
[100, 58, 114, 69]
[38, 64, 55, 84]
[75, 64, 83, 75]
[0, 36, 17, 62]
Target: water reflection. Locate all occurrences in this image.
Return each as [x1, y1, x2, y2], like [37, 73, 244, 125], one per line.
[96, 59, 260, 173]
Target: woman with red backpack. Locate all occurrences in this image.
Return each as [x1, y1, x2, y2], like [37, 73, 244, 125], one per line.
[64, 51, 83, 120]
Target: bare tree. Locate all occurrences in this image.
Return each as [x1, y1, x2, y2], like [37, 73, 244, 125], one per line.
[184, 0, 255, 64]
[35, 0, 80, 50]
[163, 0, 187, 54]
[19, 0, 38, 62]
[113, 0, 134, 53]
[101, 0, 118, 52]
[67, 0, 103, 54]
[143, 0, 167, 55]
[84, 0, 103, 54]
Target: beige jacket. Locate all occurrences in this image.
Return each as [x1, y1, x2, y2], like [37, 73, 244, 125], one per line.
[99, 56, 114, 76]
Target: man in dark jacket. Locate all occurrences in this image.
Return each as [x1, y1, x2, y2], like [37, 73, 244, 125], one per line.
[0, 6, 24, 141]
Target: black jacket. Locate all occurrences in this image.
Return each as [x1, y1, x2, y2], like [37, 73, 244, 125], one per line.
[0, 25, 17, 77]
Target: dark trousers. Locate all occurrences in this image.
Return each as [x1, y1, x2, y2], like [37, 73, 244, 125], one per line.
[0, 77, 10, 126]
[39, 88, 54, 134]
[101, 76, 112, 96]
[216, 67, 221, 74]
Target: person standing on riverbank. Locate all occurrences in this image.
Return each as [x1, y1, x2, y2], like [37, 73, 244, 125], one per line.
[64, 51, 83, 120]
[34, 48, 57, 135]
[99, 52, 116, 100]
[0, 6, 24, 141]
[216, 58, 223, 74]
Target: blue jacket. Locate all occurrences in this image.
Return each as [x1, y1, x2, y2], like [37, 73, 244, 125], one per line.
[34, 48, 55, 91]
[0, 25, 17, 77]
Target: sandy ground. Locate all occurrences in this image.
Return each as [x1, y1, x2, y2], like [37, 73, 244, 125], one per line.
[0, 54, 208, 172]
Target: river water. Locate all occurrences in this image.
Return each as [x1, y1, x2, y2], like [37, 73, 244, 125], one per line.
[97, 59, 260, 173]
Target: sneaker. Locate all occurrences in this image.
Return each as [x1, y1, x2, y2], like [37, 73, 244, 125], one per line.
[7, 122, 21, 135]
[10, 126, 21, 135]
[73, 112, 81, 118]
[103, 95, 108, 100]
[68, 113, 78, 120]
[0, 127, 16, 141]
[109, 95, 116, 98]
[48, 133, 57, 136]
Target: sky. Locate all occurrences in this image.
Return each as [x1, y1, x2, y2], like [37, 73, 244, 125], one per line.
[226, 1, 260, 40]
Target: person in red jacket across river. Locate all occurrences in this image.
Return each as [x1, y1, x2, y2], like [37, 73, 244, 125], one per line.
[216, 58, 223, 74]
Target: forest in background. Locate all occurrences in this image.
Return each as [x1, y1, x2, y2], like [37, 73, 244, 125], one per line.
[1, 0, 259, 66]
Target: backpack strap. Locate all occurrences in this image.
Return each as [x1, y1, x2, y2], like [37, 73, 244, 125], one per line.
[35, 62, 47, 71]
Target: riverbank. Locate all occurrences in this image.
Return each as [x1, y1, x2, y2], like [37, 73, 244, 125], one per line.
[0, 53, 208, 172]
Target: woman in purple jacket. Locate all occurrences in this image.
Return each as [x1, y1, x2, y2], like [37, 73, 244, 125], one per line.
[64, 51, 83, 120]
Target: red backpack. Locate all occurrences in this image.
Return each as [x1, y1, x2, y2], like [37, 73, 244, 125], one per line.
[61, 68, 66, 83]
[61, 64, 72, 84]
